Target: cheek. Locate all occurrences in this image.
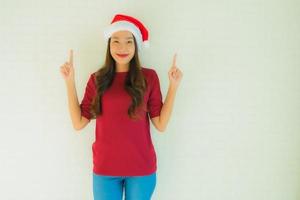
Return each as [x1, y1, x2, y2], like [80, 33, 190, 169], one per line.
[109, 48, 118, 60]
[110, 44, 116, 52]
[130, 50, 135, 57]
[129, 45, 135, 55]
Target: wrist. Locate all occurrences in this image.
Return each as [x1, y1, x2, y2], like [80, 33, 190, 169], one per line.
[168, 84, 178, 91]
[65, 79, 75, 87]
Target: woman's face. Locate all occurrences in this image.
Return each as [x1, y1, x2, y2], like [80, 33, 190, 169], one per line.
[110, 31, 135, 66]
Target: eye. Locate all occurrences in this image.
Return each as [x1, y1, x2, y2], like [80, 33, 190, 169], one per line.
[113, 41, 119, 43]
[127, 41, 133, 43]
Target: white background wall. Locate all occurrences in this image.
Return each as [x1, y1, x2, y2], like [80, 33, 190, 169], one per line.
[1, 0, 299, 199]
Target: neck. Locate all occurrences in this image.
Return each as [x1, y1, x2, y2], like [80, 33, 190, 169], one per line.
[116, 63, 129, 72]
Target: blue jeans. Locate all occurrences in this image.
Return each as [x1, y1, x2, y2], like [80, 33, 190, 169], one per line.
[93, 172, 157, 200]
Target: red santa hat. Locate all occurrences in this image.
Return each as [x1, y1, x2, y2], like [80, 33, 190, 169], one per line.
[103, 14, 149, 51]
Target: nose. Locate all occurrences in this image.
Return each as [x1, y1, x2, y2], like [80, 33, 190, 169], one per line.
[119, 44, 127, 51]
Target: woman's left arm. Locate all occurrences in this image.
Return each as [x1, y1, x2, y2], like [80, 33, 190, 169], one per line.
[151, 54, 183, 132]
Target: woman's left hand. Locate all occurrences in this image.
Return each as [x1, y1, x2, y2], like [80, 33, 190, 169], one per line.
[168, 53, 183, 89]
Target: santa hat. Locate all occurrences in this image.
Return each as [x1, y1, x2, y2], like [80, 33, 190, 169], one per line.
[103, 14, 149, 51]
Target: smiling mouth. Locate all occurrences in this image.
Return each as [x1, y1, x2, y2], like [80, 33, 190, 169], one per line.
[116, 53, 129, 58]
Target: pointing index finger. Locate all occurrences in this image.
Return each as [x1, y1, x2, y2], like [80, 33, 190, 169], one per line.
[172, 53, 177, 66]
[69, 49, 73, 65]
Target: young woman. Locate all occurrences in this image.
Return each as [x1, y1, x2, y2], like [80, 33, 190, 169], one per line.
[60, 14, 182, 200]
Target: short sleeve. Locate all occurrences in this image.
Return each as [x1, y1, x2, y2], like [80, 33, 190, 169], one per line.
[147, 70, 163, 118]
[79, 73, 96, 121]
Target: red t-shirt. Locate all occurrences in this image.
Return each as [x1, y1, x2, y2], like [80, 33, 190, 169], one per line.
[79, 67, 163, 176]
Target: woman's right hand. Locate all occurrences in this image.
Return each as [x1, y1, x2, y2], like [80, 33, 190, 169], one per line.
[60, 49, 75, 83]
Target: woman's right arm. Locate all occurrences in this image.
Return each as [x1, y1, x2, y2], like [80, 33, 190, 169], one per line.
[60, 49, 89, 131]
[65, 81, 90, 131]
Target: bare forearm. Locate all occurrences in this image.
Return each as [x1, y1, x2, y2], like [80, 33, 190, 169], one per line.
[65, 81, 82, 129]
[159, 85, 178, 131]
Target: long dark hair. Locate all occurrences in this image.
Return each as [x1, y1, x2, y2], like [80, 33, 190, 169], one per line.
[90, 36, 148, 120]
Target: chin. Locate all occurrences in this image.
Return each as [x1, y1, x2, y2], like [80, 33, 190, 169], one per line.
[115, 59, 130, 64]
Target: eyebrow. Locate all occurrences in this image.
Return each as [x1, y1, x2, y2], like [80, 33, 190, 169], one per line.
[111, 36, 134, 40]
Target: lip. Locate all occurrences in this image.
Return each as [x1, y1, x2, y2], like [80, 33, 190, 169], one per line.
[116, 53, 129, 58]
